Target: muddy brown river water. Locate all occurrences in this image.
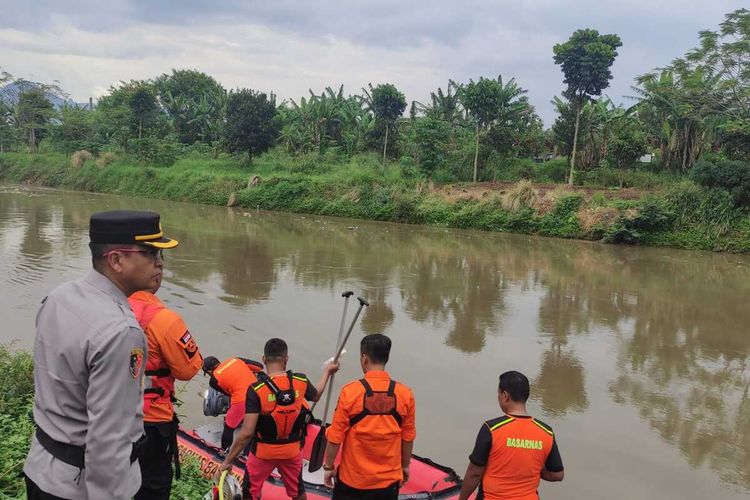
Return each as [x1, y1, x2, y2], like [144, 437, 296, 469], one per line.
[1, 185, 748, 499]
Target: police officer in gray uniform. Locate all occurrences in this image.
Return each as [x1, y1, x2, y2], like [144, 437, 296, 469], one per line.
[23, 210, 179, 500]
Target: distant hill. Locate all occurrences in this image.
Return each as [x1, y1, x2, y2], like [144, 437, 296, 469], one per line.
[0, 80, 82, 109]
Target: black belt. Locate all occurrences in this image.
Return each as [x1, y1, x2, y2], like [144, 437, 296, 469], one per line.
[35, 427, 144, 469]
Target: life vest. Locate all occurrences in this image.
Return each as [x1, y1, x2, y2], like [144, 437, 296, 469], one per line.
[349, 378, 403, 427]
[213, 357, 261, 404]
[129, 295, 175, 418]
[250, 371, 310, 459]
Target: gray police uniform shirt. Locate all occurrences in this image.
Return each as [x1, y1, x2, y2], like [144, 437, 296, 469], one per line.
[23, 269, 147, 499]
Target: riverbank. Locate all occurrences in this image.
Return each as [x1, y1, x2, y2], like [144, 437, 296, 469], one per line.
[1, 151, 748, 252]
[0, 344, 212, 499]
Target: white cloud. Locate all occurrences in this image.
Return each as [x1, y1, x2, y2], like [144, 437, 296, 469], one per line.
[1, 1, 747, 124]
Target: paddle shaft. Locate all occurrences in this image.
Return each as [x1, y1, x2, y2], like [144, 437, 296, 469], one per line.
[321, 292, 353, 423]
[312, 296, 368, 418]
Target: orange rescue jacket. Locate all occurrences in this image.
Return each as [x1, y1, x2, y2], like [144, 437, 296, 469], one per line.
[213, 357, 261, 405]
[129, 291, 203, 423]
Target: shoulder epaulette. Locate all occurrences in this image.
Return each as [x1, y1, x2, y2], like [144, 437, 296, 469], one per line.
[486, 416, 514, 432]
[532, 418, 554, 436]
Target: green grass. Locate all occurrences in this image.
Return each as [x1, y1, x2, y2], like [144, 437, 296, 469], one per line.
[0, 344, 214, 499]
[1, 151, 749, 252]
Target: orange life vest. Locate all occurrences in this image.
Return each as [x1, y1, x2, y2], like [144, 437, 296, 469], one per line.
[349, 378, 402, 428]
[213, 357, 261, 405]
[250, 371, 310, 460]
[128, 295, 175, 419]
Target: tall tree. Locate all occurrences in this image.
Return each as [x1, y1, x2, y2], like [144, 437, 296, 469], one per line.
[554, 29, 622, 184]
[460, 76, 529, 182]
[97, 80, 163, 142]
[15, 89, 54, 153]
[485, 77, 540, 164]
[0, 72, 15, 152]
[155, 69, 226, 144]
[52, 105, 98, 153]
[223, 88, 279, 161]
[369, 83, 406, 161]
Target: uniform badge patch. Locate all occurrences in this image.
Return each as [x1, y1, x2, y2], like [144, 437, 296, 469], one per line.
[130, 348, 144, 378]
[179, 331, 198, 359]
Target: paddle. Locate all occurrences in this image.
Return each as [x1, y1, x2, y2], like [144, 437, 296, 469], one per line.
[310, 291, 353, 417]
[308, 295, 369, 473]
[322, 291, 353, 421]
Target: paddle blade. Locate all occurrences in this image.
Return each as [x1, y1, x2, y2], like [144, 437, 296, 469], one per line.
[308, 424, 328, 472]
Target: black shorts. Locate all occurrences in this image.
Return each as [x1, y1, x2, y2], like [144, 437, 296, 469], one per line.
[332, 478, 399, 500]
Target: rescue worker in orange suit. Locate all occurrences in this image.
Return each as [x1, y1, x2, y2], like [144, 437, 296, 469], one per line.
[218, 338, 339, 500]
[323, 334, 416, 500]
[202, 356, 264, 449]
[457, 371, 564, 500]
[129, 266, 204, 500]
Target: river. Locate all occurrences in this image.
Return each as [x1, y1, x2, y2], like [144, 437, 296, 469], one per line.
[1, 185, 748, 499]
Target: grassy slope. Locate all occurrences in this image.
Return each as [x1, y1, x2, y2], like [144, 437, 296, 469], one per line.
[1, 151, 749, 252]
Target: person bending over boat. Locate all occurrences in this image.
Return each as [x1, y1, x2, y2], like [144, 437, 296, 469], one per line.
[217, 338, 339, 500]
[129, 265, 204, 500]
[322, 334, 416, 500]
[24, 211, 179, 499]
[457, 371, 564, 500]
[202, 356, 264, 449]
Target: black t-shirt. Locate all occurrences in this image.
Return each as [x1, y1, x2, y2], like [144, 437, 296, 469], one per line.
[469, 417, 564, 473]
[245, 372, 317, 413]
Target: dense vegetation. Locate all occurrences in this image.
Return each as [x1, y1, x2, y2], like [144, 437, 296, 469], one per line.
[0, 344, 213, 499]
[0, 8, 748, 252]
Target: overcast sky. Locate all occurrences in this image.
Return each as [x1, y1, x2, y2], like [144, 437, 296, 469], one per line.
[1, 1, 745, 125]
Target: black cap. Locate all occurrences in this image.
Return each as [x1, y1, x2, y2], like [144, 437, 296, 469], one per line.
[202, 356, 220, 375]
[89, 210, 178, 249]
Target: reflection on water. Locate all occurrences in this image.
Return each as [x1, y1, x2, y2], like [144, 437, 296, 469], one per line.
[1, 185, 749, 498]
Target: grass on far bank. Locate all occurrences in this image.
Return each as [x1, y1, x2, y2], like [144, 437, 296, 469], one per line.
[1, 149, 749, 252]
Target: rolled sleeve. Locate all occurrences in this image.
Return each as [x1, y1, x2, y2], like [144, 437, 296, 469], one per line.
[325, 391, 351, 445]
[84, 325, 145, 499]
[401, 388, 416, 442]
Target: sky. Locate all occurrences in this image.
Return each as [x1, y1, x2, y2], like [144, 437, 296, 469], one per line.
[1, 1, 746, 125]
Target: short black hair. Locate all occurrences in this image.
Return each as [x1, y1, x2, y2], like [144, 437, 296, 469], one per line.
[498, 371, 530, 402]
[360, 334, 391, 365]
[203, 356, 220, 375]
[89, 242, 118, 270]
[264, 338, 288, 360]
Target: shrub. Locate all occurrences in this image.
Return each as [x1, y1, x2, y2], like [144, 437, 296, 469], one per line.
[602, 197, 674, 244]
[538, 194, 583, 237]
[583, 167, 621, 188]
[0, 344, 35, 496]
[629, 197, 674, 231]
[664, 180, 703, 225]
[497, 158, 536, 182]
[502, 180, 539, 211]
[71, 150, 94, 168]
[96, 152, 117, 168]
[690, 156, 750, 207]
[577, 205, 619, 238]
[535, 159, 568, 183]
[127, 138, 181, 166]
[603, 219, 642, 244]
[169, 455, 214, 500]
